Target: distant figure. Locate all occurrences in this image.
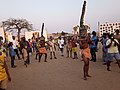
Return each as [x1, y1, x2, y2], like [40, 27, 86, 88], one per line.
[8, 42, 16, 68]
[28, 39, 32, 53]
[71, 36, 78, 59]
[114, 30, 120, 53]
[12, 36, 21, 60]
[66, 36, 72, 58]
[101, 33, 108, 65]
[32, 37, 36, 52]
[22, 45, 28, 67]
[35, 38, 39, 60]
[21, 37, 31, 64]
[90, 31, 98, 62]
[106, 34, 120, 71]
[38, 36, 49, 62]
[48, 36, 57, 59]
[58, 37, 64, 56]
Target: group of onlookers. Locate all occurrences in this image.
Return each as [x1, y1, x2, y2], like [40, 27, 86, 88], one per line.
[101, 30, 120, 71]
[0, 29, 120, 90]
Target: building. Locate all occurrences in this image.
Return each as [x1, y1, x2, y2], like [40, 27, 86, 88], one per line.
[99, 22, 120, 37]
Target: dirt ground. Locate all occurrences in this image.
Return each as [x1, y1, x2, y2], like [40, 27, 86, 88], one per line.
[6, 44, 120, 90]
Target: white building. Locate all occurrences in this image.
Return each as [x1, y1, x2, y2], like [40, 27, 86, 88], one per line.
[25, 29, 48, 41]
[99, 22, 120, 37]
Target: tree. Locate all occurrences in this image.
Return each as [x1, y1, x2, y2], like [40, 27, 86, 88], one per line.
[2, 18, 33, 40]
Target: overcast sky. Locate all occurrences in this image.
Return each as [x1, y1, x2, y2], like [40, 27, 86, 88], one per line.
[0, 0, 120, 33]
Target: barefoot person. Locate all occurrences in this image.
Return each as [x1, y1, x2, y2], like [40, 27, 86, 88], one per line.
[38, 36, 49, 62]
[79, 36, 93, 80]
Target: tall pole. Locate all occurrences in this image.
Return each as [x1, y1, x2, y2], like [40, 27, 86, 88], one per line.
[79, 0, 87, 37]
[41, 23, 44, 37]
[80, 0, 86, 28]
[98, 21, 100, 37]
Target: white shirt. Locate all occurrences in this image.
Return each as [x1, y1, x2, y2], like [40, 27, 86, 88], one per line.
[106, 39, 119, 53]
[12, 40, 18, 49]
[58, 39, 64, 48]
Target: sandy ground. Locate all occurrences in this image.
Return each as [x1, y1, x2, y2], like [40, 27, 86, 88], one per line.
[6, 44, 120, 90]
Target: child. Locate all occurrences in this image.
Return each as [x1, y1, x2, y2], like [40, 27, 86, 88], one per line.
[22, 45, 28, 67]
[79, 37, 93, 80]
[8, 42, 16, 68]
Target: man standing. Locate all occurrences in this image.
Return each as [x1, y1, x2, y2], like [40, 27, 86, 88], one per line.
[49, 36, 57, 59]
[101, 33, 108, 65]
[106, 34, 120, 71]
[58, 37, 64, 56]
[114, 30, 120, 53]
[12, 36, 21, 60]
[90, 31, 98, 62]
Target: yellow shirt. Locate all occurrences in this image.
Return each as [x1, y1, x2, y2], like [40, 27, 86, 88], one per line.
[0, 51, 7, 81]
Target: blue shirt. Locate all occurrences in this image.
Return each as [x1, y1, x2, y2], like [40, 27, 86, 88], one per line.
[9, 46, 15, 56]
[90, 36, 97, 48]
[102, 38, 108, 53]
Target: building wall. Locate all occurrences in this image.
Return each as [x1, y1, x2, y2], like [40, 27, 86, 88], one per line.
[99, 22, 120, 37]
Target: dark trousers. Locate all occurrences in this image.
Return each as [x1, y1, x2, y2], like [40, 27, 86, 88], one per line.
[10, 56, 15, 67]
[27, 52, 30, 64]
[60, 48, 64, 55]
[90, 48, 96, 62]
[14, 49, 20, 59]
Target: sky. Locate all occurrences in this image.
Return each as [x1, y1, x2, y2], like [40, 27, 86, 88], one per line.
[0, 0, 120, 34]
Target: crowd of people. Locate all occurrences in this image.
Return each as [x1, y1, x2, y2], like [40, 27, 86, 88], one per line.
[0, 30, 120, 89]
